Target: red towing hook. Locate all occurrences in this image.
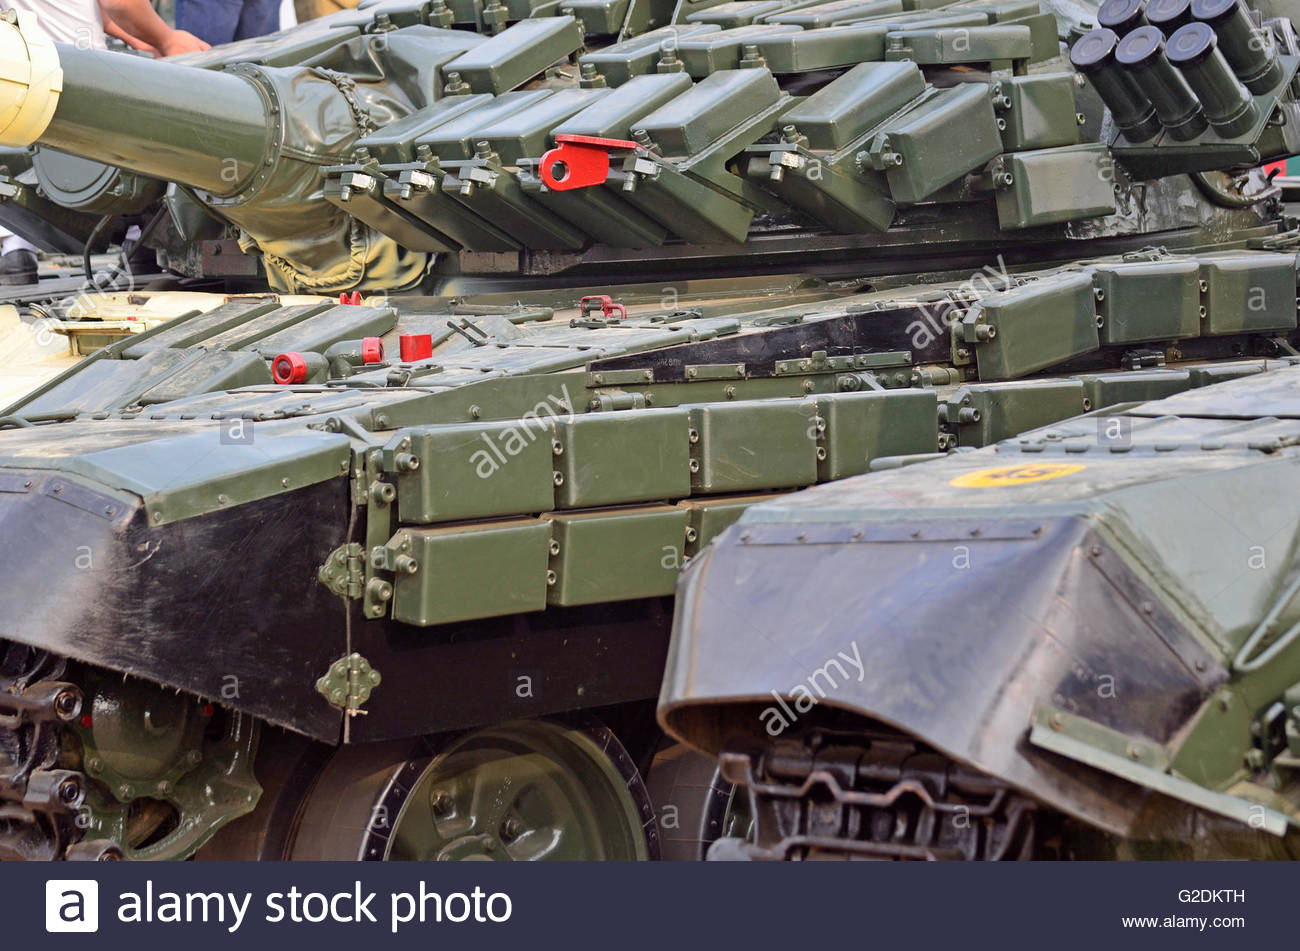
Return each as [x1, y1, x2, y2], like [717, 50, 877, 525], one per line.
[539, 134, 639, 191]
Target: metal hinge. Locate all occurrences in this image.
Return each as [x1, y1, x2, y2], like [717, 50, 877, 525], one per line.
[319, 542, 365, 600]
[315, 652, 381, 716]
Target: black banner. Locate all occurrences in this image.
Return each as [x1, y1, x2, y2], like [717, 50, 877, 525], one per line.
[2, 861, 1283, 948]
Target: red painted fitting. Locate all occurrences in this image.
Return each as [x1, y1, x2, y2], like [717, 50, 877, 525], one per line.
[338, 291, 363, 305]
[539, 134, 639, 191]
[362, 337, 384, 363]
[580, 295, 628, 320]
[272, 351, 307, 384]
[399, 333, 433, 362]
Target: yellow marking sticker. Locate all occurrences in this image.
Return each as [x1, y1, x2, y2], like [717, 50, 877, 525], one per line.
[950, 463, 1086, 488]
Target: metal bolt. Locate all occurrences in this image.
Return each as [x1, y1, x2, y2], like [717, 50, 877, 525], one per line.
[53, 688, 80, 720]
[500, 817, 525, 841]
[431, 791, 453, 816]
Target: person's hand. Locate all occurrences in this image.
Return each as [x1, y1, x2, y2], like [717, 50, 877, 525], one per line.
[103, 18, 159, 54]
[159, 29, 210, 55]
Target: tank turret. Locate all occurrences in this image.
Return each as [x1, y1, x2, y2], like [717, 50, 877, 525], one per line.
[0, 7, 486, 291]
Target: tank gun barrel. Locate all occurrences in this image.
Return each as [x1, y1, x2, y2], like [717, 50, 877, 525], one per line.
[0, 7, 437, 293]
[0, 9, 270, 195]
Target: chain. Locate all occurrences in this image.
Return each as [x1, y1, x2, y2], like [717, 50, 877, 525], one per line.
[315, 69, 378, 137]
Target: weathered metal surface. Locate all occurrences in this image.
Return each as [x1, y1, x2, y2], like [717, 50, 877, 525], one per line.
[661, 362, 1300, 858]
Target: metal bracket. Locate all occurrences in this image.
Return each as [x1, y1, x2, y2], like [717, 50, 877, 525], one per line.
[774, 350, 912, 376]
[539, 134, 639, 191]
[1029, 705, 1295, 836]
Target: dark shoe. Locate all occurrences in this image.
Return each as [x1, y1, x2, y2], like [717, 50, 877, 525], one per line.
[0, 248, 37, 285]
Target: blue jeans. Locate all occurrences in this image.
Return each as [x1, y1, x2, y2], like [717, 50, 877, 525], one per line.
[176, 0, 281, 45]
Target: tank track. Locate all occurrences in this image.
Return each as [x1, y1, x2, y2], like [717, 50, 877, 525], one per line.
[714, 726, 1042, 861]
[0, 640, 89, 861]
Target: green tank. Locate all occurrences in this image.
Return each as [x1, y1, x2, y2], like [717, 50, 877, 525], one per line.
[0, 0, 1299, 861]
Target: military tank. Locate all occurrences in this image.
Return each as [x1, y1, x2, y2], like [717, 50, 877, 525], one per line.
[0, 0, 1299, 861]
[662, 359, 1300, 860]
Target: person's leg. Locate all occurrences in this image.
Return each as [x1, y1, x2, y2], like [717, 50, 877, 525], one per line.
[175, 0, 244, 46]
[233, 0, 283, 40]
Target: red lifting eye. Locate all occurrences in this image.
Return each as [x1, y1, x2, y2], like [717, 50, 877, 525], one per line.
[539, 134, 639, 191]
[338, 291, 363, 305]
[272, 352, 307, 384]
[399, 333, 433, 362]
[361, 337, 384, 363]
